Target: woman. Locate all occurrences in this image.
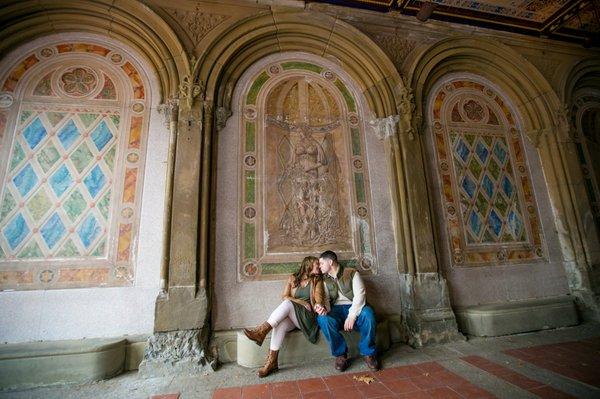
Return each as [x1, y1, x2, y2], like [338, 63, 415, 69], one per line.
[243, 256, 326, 377]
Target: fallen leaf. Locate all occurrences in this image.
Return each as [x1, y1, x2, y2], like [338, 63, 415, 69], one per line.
[353, 375, 375, 384]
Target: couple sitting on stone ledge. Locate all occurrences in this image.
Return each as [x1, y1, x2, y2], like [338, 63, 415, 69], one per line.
[243, 250, 379, 378]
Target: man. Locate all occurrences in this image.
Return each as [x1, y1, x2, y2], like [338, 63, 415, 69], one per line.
[314, 250, 379, 371]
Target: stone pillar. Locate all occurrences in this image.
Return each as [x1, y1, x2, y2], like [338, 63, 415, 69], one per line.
[537, 107, 600, 322]
[379, 82, 462, 347]
[139, 75, 215, 376]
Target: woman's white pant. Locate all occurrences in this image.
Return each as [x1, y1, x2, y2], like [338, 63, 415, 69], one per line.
[266, 300, 301, 350]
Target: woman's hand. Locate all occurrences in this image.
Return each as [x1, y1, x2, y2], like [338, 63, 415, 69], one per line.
[304, 303, 312, 312]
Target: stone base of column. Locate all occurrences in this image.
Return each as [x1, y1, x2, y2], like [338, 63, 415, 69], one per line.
[138, 329, 217, 377]
[399, 273, 464, 347]
[572, 289, 600, 322]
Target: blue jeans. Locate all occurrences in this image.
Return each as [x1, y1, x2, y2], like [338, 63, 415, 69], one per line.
[317, 304, 377, 357]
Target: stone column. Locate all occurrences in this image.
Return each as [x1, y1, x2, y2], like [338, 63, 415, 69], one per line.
[536, 106, 600, 322]
[139, 76, 215, 376]
[379, 82, 463, 347]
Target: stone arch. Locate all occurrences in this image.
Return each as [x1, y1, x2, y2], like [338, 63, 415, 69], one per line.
[0, 36, 154, 290]
[184, 9, 425, 292]
[408, 36, 594, 320]
[407, 37, 563, 144]
[562, 58, 600, 287]
[0, 1, 188, 101]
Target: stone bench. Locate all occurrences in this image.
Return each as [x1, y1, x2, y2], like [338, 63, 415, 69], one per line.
[454, 296, 578, 337]
[235, 320, 390, 368]
[0, 336, 147, 390]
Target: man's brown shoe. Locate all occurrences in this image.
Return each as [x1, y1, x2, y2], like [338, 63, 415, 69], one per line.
[364, 355, 380, 371]
[335, 354, 349, 372]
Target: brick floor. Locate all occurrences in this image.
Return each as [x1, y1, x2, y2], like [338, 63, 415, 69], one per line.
[462, 355, 575, 399]
[504, 337, 600, 389]
[212, 361, 495, 399]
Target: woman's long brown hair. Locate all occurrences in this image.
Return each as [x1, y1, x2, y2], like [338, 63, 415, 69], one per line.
[292, 256, 319, 288]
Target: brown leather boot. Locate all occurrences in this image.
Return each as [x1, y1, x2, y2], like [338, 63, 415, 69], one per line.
[258, 350, 279, 378]
[243, 321, 272, 346]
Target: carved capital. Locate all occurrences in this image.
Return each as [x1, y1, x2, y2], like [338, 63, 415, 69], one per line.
[157, 98, 180, 127]
[396, 81, 417, 140]
[179, 75, 204, 109]
[368, 115, 399, 140]
[215, 106, 232, 131]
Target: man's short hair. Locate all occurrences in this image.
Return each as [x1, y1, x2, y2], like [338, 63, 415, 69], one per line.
[320, 250, 338, 264]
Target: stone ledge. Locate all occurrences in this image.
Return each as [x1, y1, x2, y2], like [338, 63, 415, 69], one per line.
[454, 296, 579, 337]
[0, 338, 128, 390]
[235, 320, 390, 368]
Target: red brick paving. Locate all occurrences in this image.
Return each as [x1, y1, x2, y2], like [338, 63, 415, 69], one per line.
[212, 361, 495, 399]
[503, 337, 600, 389]
[462, 355, 575, 399]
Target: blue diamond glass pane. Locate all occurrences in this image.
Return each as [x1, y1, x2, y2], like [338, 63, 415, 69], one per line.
[487, 209, 502, 236]
[507, 210, 523, 238]
[501, 176, 514, 199]
[3, 213, 30, 250]
[475, 141, 489, 164]
[57, 120, 81, 150]
[77, 214, 101, 248]
[83, 165, 106, 198]
[455, 138, 470, 163]
[461, 175, 477, 198]
[493, 141, 507, 164]
[482, 174, 494, 199]
[49, 165, 74, 198]
[13, 164, 39, 197]
[23, 117, 47, 149]
[40, 213, 66, 249]
[91, 121, 113, 151]
[469, 210, 482, 237]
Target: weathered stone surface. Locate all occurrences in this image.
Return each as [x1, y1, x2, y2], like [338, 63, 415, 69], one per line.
[399, 273, 464, 347]
[455, 296, 579, 337]
[138, 329, 216, 377]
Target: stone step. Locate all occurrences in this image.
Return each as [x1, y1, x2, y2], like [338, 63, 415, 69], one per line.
[0, 336, 147, 390]
[454, 296, 578, 337]
[235, 320, 390, 368]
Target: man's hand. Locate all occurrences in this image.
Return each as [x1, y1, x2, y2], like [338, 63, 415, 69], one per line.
[314, 304, 328, 315]
[344, 316, 356, 331]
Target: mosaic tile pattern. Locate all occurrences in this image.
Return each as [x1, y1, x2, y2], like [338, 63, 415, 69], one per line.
[0, 42, 148, 290]
[240, 61, 375, 280]
[431, 79, 545, 267]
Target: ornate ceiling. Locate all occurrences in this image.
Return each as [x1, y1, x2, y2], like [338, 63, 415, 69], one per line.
[310, 0, 600, 46]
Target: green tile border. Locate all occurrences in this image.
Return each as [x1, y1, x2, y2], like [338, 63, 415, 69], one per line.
[245, 170, 255, 204]
[245, 122, 255, 152]
[244, 223, 256, 259]
[281, 61, 323, 73]
[334, 79, 356, 112]
[246, 71, 270, 105]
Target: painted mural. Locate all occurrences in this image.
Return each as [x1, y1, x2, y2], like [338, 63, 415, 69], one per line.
[240, 61, 375, 280]
[430, 78, 545, 267]
[0, 43, 149, 290]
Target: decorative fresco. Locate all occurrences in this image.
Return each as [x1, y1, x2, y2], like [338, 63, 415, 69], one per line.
[0, 43, 149, 290]
[426, 0, 568, 22]
[240, 61, 375, 280]
[430, 78, 545, 267]
[570, 93, 600, 238]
